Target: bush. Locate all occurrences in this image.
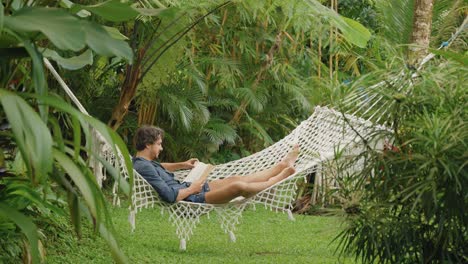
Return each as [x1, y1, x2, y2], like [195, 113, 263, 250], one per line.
[337, 60, 468, 263]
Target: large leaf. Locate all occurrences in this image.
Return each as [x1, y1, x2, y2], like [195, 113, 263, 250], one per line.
[0, 89, 53, 183]
[0, 204, 41, 264]
[71, 0, 139, 22]
[104, 26, 129, 40]
[5, 7, 84, 51]
[82, 20, 133, 61]
[43, 49, 93, 70]
[305, 0, 371, 48]
[339, 17, 372, 49]
[4, 7, 133, 62]
[66, 0, 167, 21]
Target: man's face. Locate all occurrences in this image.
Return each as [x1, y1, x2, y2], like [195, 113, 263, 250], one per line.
[148, 137, 163, 159]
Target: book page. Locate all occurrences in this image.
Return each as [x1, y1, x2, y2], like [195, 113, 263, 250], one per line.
[183, 162, 213, 183]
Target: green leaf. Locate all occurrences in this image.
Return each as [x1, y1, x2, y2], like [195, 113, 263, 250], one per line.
[8, 184, 64, 216]
[71, 0, 139, 22]
[72, 115, 81, 159]
[103, 26, 129, 40]
[0, 3, 4, 37]
[429, 49, 468, 66]
[305, 0, 371, 48]
[134, 7, 166, 17]
[4, 7, 133, 61]
[21, 38, 48, 120]
[68, 193, 82, 238]
[83, 20, 133, 62]
[0, 204, 41, 264]
[0, 90, 53, 183]
[53, 149, 99, 217]
[338, 17, 372, 49]
[4, 7, 85, 51]
[43, 49, 94, 70]
[60, 0, 74, 8]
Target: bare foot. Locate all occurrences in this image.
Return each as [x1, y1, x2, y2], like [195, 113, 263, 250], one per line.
[282, 144, 300, 167]
[278, 166, 296, 180]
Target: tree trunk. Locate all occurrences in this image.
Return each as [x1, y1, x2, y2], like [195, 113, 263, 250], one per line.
[108, 50, 144, 130]
[138, 99, 158, 126]
[408, 0, 434, 66]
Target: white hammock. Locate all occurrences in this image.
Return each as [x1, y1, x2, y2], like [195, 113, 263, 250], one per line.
[40, 57, 420, 250]
[100, 105, 385, 250]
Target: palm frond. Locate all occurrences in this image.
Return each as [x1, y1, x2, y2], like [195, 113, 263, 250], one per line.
[374, 0, 414, 45]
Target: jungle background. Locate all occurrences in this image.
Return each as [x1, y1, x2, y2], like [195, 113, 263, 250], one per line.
[0, 0, 466, 263]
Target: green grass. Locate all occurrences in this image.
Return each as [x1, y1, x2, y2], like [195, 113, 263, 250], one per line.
[46, 204, 356, 263]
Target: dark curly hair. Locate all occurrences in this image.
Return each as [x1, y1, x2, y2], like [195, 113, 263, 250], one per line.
[134, 125, 164, 151]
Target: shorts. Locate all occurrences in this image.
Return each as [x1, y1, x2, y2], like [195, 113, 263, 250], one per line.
[184, 182, 210, 203]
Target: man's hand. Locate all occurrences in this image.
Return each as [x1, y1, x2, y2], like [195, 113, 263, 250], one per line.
[176, 181, 203, 202]
[161, 158, 198, 172]
[182, 158, 199, 170]
[189, 180, 204, 194]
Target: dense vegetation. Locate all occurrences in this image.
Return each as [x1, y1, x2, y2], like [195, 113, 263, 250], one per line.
[0, 0, 466, 263]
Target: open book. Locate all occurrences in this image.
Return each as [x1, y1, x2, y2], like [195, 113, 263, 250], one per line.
[183, 162, 214, 183]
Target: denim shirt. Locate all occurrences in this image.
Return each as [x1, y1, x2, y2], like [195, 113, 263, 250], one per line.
[132, 157, 190, 203]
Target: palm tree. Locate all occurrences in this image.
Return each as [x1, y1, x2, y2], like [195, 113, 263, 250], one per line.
[408, 0, 435, 65]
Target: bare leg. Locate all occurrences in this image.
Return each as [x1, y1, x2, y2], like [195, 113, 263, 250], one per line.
[205, 167, 296, 204]
[208, 144, 300, 190]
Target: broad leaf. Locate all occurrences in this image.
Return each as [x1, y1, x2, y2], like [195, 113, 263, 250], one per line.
[5, 7, 85, 51]
[43, 49, 93, 70]
[4, 7, 133, 62]
[339, 17, 372, 49]
[104, 26, 129, 40]
[305, 0, 371, 48]
[0, 90, 53, 183]
[82, 20, 133, 62]
[71, 0, 139, 22]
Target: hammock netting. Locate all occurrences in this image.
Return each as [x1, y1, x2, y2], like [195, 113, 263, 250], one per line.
[98, 105, 386, 249]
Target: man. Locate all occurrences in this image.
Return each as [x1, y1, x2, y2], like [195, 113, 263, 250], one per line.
[132, 125, 298, 204]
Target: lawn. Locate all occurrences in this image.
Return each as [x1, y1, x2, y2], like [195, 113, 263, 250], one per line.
[46, 204, 356, 263]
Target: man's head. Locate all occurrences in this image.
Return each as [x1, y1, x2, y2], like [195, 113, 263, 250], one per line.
[134, 126, 165, 159]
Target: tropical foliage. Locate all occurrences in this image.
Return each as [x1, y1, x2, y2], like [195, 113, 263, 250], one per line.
[336, 58, 467, 263]
[330, 1, 468, 263]
[1, 0, 466, 263]
[0, 1, 141, 262]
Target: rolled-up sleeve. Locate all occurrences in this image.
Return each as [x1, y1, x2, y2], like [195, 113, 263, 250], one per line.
[134, 162, 179, 203]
